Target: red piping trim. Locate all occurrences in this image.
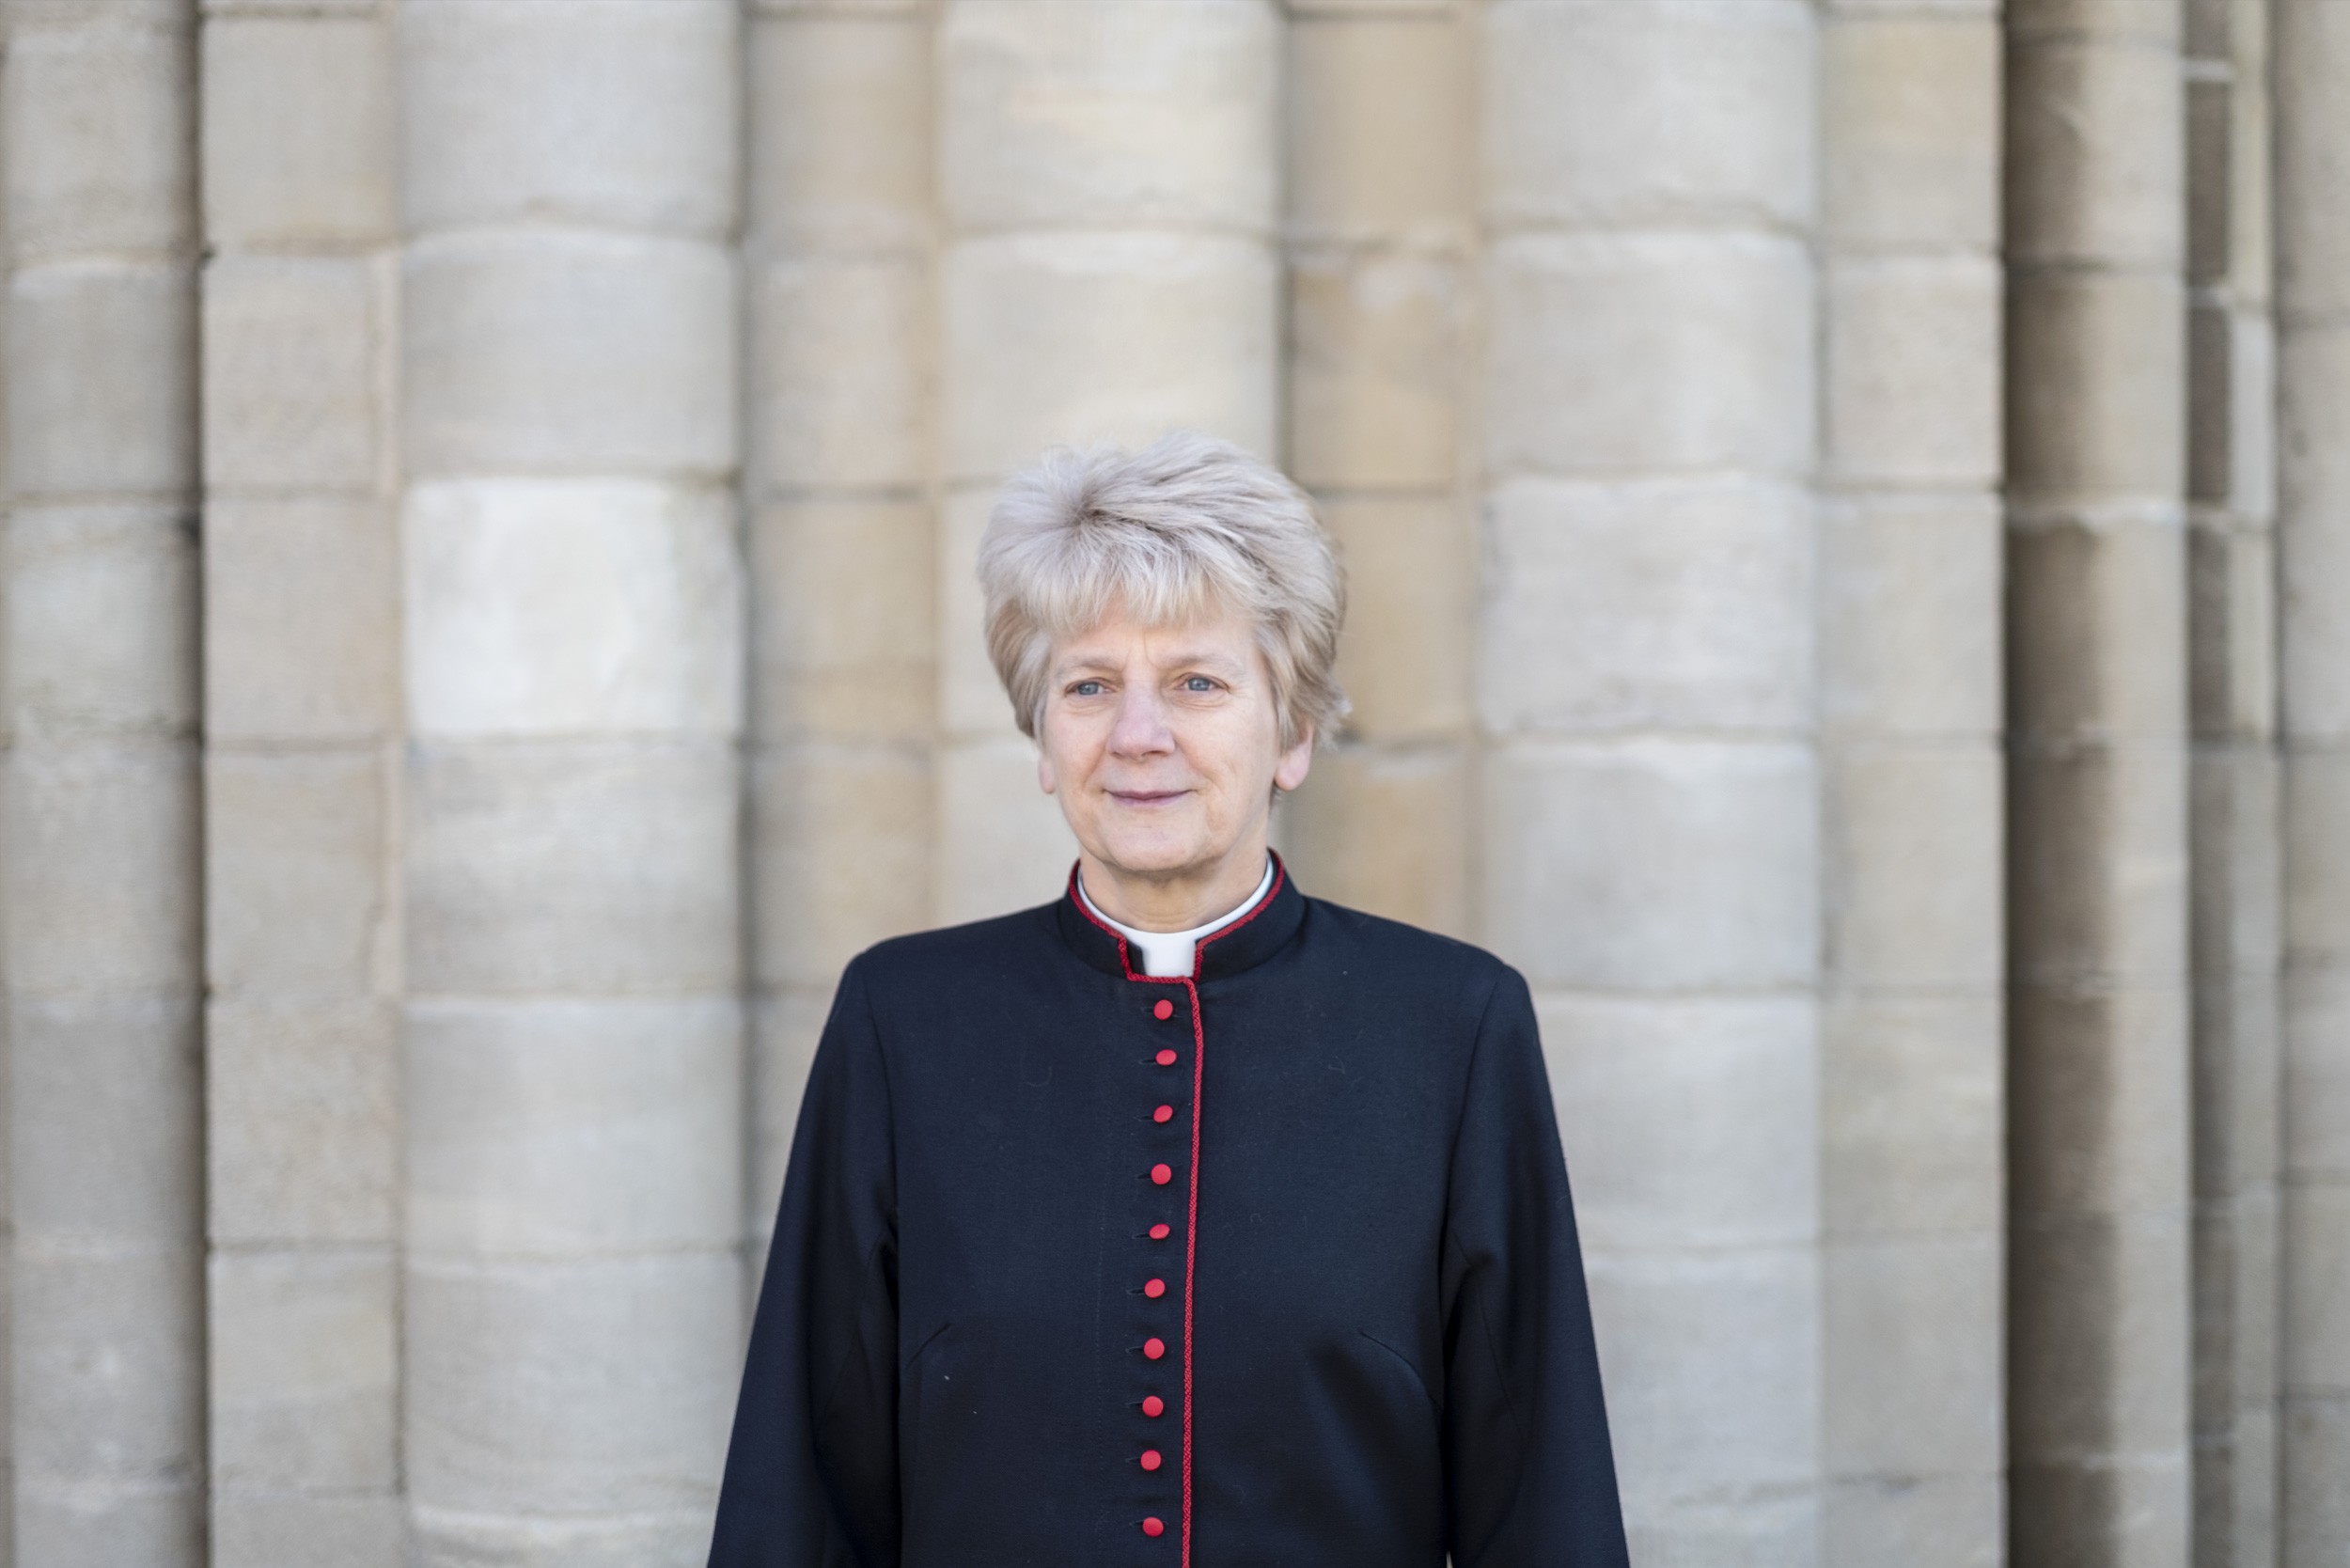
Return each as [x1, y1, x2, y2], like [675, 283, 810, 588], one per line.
[1062, 856, 1287, 1566]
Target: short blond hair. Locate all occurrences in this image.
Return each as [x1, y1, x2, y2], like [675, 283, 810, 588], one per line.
[979, 431, 1348, 752]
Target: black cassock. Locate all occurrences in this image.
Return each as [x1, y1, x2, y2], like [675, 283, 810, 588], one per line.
[710, 856, 1628, 1568]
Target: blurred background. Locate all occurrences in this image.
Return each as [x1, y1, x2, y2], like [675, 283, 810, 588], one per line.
[0, 0, 2343, 1565]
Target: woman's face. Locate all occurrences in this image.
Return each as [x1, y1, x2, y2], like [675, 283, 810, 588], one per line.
[1038, 601, 1313, 888]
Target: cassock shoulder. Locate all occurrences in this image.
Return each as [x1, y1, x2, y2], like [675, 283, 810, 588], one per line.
[1294, 894, 1526, 1020]
[846, 901, 1065, 989]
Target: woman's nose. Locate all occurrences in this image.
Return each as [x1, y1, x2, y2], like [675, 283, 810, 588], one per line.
[1108, 685, 1173, 754]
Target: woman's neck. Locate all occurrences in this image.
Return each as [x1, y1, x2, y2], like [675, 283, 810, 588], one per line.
[1077, 839, 1272, 933]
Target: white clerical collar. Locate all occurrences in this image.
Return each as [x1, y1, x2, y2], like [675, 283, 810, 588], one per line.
[1077, 858, 1277, 979]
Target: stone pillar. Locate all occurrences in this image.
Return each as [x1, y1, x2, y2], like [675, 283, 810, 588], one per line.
[1816, 3, 2006, 1563]
[743, 0, 934, 1278]
[2275, 0, 2350, 1555]
[1, 3, 204, 1563]
[932, 0, 1282, 923]
[398, 5, 744, 1562]
[1277, 1, 1474, 935]
[2003, 1, 2193, 1562]
[2183, 1, 2285, 1562]
[197, 2, 402, 1562]
[1480, 4, 1824, 1560]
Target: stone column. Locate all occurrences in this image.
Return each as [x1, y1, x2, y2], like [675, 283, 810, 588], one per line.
[932, 0, 1282, 923]
[1816, 3, 2006, 1563]
[197, 2, 402, 1562]
[1480, 3, 1824, 1560]
[2003, 1, 2193, 1562]
[2275, 0, 2350, 1555]
[743, 0, 934, 1278]
[2183, 0, 2285, 1561]
[1277, 0, 1475, 935]
[398, 5, 744, 1562]
[1, 3, 204, 1563]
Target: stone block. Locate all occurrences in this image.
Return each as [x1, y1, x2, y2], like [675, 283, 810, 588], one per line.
[402, 231, 737, 481]
[1539, 994, 1817, 1252]
[407, 1505, 713, 1568]
[1285, 15, 1469, 243]
[932, 735, 1078, 926]
[2007, 270, 2186, 503]
[2006, 0, 2183, 43]
[1821, 11, 2000, 249]
[15, 1487, 201, 1568]
[2009, 517, 2189, 742]
[1824, 996, 2003, 1235]
[404, 479, 744, 740]
[207, 1001, 398, 1245]
[746, 13, 930, 254]
[407, 996, 742, 1255]
[1582, 1248, 1820, 1513]
[937, 486, 1013, 740]
[201, 255, 377, 493]
[2276, 0, 2350, 318]
[6, 504, 196, 739]
[1486, 231, 1813, 478]
[2006, 34, 2185, 269]
[2283, 968, 2350, 1178]
[750, 990, 828, 1234]
[2282, 1393, 2350, 1565]
[1482, 478, 1813, 734]
[206, 750, 389, 998]
[1485, 0, 1813, 231]
[200, 14, 394, 245]
[2007, 748, 2191, 989]
[938, 0, 1278, 232]
[748, 498, 934, 744]
[2280, 323, 2350, 739]
[209, 1247, 396, 1489]
[1317, 496, 1470, 743]
[12, 1247, 202, 1482]
[750, 745, 932, 989]
[942, 232, 1278, 482]
[2186, 522, 2279, 743]
[204, 498, 398, 742]
[1278, 744, 1468, 937]
[1482, 739, 1819, 991]
[6, 741, 199, 993]
[1825, 256, 2000, 485]
[400, 0, 738, 239]
[10, 996, 200, 1239]
[8, 261, 196, 500]
[2008, 1211, 2191, 1458]
[403, 1251, 740, 1514]
[405, 739, 741, 996]
[2284, 1182, 2350, 1387]
[2010, 988, 2191, 1215]
[3, 15, 194, 261]
[211, 1496, 401, 1568]
[1823, 1235, 2003, 1475]
[1288, 254, 1461, 491]
[1820, 496, 2001, 740]
[1825, 745, 2003, 988]
[1823, 1474, 2001, 1568]
[748, 257, 927, 493]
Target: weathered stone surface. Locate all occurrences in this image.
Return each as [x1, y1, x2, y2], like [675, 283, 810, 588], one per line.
[8, 263, 196, 499]
[207, 752, 390, 999]
[1822, 11, 1999, 249]
[1819, 497, 2001, 740]
[1278, 745, 1468, 937]
[1825, 256, 2001, 486]
[750, 746, 932, 989]
[1825, 746, 2003, 988]
[748, 499, 934, 744]
[6, 505, 196, 739]
[1286, 15, 1468, 243]
[2007, 271, 2186, 503]
[202, 256, 378, 493]
[4, 14, 195, 261]
[207, 1002, 399, 1246]
[746, 13, 930, 254]
[932, 735, 1079, 926]
[211, 1495, 401, 1568]
[10, 997, 201, 1240]
[6, 743, 200, 993]
[1289, 254, 1461, 492]
[200, 14, 394, 245]
[204, 498, 398, 743]
[209, 1248, 397, 1489]
[1316, 496, 1469, 744]
[2007, 32, 2186, 270]
[1823, 996, 2004, 1236]
[748, 258, 928, 493]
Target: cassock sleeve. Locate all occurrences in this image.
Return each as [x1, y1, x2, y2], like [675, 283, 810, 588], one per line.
[1441, 964, 1630, 1568]
[709, 957, 901, 1568]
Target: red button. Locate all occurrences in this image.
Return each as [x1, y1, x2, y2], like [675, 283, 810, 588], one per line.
[1144, 1278, 1166, 1298]
[1153, 1104, 1174, 1123]
[1143, 1337, 1166, 1360]
[1150, 1163, 1172, 1185]
[1149, 1223, 1170, 1240]
[1143, 1517, 1165, 1538]
[1142, 1394, 1165, 1418]
[1155, 1049, 1178, 1066]
[1153, 998, 1174, 1020]
[1140, 1449, 1163, 1472]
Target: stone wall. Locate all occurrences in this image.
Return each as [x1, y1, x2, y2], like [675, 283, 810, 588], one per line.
[0, 2, 2339, 1566]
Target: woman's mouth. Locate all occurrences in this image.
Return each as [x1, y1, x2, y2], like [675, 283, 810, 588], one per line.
[1108, 790, 1188, 808]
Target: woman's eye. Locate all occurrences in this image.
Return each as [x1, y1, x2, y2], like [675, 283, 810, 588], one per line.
[1072, 680, 1104, 698]
[1183, 676, 1217, 693]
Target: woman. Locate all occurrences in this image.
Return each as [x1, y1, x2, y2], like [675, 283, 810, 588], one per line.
[709, 433, 1627, 1567]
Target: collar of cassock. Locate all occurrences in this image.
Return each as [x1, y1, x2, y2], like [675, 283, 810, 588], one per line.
[1056, 851, 1307, 983]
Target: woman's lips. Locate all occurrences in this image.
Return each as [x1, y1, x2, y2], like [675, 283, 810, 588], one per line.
[1108, 790, 1188, 808]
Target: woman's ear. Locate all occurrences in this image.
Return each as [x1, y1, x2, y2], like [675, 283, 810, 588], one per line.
[1273, 723, 1314, 793]
[1037, 745, 1058, 796]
